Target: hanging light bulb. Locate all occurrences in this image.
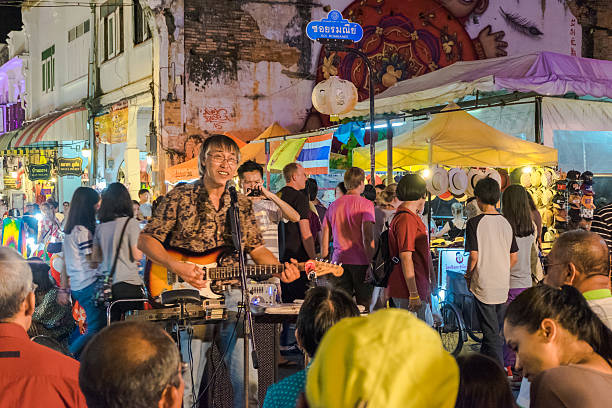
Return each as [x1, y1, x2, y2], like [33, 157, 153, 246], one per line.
[146, 155, 153, 165]
[422, 168, 431, 179]
[82, 143, 91, 158]
[10, 171, 17, 178]
[522, 166, 532, 174]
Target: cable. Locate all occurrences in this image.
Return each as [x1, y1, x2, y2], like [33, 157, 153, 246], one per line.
[191, 306, 242, 408]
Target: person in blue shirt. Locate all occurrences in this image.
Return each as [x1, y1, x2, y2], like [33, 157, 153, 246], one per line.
[263, 286, 359, 408]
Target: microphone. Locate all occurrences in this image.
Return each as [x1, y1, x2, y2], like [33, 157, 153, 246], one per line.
[226, 180, 238, 204]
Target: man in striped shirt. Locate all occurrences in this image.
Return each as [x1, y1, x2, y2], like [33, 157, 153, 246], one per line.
[238, 160, 300, 260]
[591, 203, 612, 250]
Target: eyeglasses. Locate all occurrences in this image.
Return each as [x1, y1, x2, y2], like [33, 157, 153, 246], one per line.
[207, 153, 238, 166]
[540, 256, 565, 276]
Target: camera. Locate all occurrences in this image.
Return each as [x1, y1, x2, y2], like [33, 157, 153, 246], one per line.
[247, 186, 263, 197]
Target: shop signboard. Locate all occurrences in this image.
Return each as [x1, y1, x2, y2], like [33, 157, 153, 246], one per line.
[28, 163, 51, 181]
[3, 175, 17, 190]
[306, 10, 363, 42]
[57, 157, 83, 177]
[94, 102, 128, 144]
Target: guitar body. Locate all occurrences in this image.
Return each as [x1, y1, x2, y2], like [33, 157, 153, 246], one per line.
[144, 246, 230, 300]
[144, 245, 344, 303]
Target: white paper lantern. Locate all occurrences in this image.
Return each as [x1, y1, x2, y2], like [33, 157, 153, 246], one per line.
[311, 76, 358, 115]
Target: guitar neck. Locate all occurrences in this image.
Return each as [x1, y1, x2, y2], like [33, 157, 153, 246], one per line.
[208, 264, 300, 280]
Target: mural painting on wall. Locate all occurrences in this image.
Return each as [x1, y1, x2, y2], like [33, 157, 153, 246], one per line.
[311, 0, 580, 126]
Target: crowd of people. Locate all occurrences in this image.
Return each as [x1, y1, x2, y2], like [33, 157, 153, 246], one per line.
[1, 133, 611, 408]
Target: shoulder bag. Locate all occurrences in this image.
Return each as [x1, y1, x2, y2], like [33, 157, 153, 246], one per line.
[94, 217, 131, 308]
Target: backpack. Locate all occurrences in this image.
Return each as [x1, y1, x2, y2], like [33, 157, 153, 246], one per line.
[368, 220, 400, 288]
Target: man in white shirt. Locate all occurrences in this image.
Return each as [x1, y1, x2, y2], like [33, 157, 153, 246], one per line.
[237, 160, 300, 260]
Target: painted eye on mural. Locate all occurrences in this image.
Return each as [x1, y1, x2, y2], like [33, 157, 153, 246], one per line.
[500, 7, 544, 38]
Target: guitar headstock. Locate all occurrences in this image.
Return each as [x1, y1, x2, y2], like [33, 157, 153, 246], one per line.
[308, 259, 344, 277]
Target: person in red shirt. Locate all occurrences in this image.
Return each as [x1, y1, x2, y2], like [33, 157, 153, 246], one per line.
[387, 174, 437, 325]
[0, 247, 86, 408]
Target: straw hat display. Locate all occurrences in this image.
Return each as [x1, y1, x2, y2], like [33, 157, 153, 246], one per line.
[426, 167, 450, 196]
[448, 168, 468, 196]
[530, 168, 542, 188]
[466, 168, 485, 197]
[520, 172, 532, 188]
[484, 168, 502, 188]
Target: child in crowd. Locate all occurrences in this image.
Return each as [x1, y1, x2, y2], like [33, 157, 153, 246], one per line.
[464, 177, 517, 364]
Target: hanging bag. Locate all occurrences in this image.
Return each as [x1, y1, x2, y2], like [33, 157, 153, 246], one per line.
[94, 218, 131, 308]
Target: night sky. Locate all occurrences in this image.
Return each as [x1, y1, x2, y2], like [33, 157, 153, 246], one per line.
[0, 1, 23, 42]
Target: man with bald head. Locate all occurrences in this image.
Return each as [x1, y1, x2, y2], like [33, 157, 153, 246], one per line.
[544, 230, 612, 327]
[0, 247, 86, 407]
[79, 321, 184, 408]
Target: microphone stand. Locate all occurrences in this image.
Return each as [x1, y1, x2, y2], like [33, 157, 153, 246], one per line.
[227, 182, 258, 408]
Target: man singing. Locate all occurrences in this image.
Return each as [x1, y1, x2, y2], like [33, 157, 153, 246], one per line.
[138, 134, 300, 408]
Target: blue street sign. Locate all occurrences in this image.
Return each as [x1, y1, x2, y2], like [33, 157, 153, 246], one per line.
[306, 10, 363, 42]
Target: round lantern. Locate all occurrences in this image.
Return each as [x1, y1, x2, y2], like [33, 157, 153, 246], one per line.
[311, 76, 358, 115]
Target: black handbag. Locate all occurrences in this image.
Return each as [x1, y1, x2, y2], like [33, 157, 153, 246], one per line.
[94, 218, 131, 308]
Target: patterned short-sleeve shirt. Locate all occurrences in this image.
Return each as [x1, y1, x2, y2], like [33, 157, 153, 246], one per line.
[142, 179, 263, 266]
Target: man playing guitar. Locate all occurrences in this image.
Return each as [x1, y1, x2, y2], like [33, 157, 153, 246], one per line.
[138, 134, 301, 408]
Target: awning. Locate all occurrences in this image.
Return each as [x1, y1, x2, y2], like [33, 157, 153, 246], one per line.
[0, 129, 21, 150]
[165, 158, 199, 184]
[13, 107, 88, 147]
[353, 104, 558, 170]
[343, 52, 612, 118]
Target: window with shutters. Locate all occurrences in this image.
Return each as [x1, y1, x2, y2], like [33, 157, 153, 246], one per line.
[41, 45, 55, 93]
[133, 0, 151, 45]
[66, 20, 90, 82]
[101, 1, 124, 61]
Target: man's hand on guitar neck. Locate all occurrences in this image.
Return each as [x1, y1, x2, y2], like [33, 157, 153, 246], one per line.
[169, 260, 208, 289]
[280, 259, 300, 283]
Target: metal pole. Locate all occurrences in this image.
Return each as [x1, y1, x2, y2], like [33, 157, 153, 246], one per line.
[535, 96, 543, 144]
[386, 119, 393, 185]
[265, 139, 270, 188]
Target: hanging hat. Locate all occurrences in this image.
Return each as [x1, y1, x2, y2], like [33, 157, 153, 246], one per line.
[520, 172, 532, 188]
[568, 194, 582, 209]
[426, 167, 450, 197]
[541, 188, 554, 207]
[555, 208, 568, 222]
[484, 168, 502, 188]
[510, 168, 523, 185]
[448, 168, 468, 196]
[498, 169, 510, 191]
[581, 171, 594, 185]
[466, 168, 485, 196]
[555, 179, 568, 192]
[582, 195, 595, 210]
[552, 193, 567, 209]
[530, 188, 542, 207]
[581, 207, 594, 220]
[580, 183, 594, 196]
[454, 193, 468, 202]
[530, 168, 542, 188]
[438, 191, 454, 201]
[541, 208, 554, 227]
[566, 170, 581, 181]
[540, 168, 553, 188]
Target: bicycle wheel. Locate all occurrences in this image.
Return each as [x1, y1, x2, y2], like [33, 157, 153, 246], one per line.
[437, 302, 465, 356]
[467, 328, 483, 343]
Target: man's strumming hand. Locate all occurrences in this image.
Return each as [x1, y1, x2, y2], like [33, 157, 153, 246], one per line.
[170, 261, 207, 289]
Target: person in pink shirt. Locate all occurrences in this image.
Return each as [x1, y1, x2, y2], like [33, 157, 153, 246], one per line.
[321, 167, 376, 307]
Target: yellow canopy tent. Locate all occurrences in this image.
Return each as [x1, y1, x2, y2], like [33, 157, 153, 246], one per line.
[353, 104, 558, 170]
[239, 122, 290, 164]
